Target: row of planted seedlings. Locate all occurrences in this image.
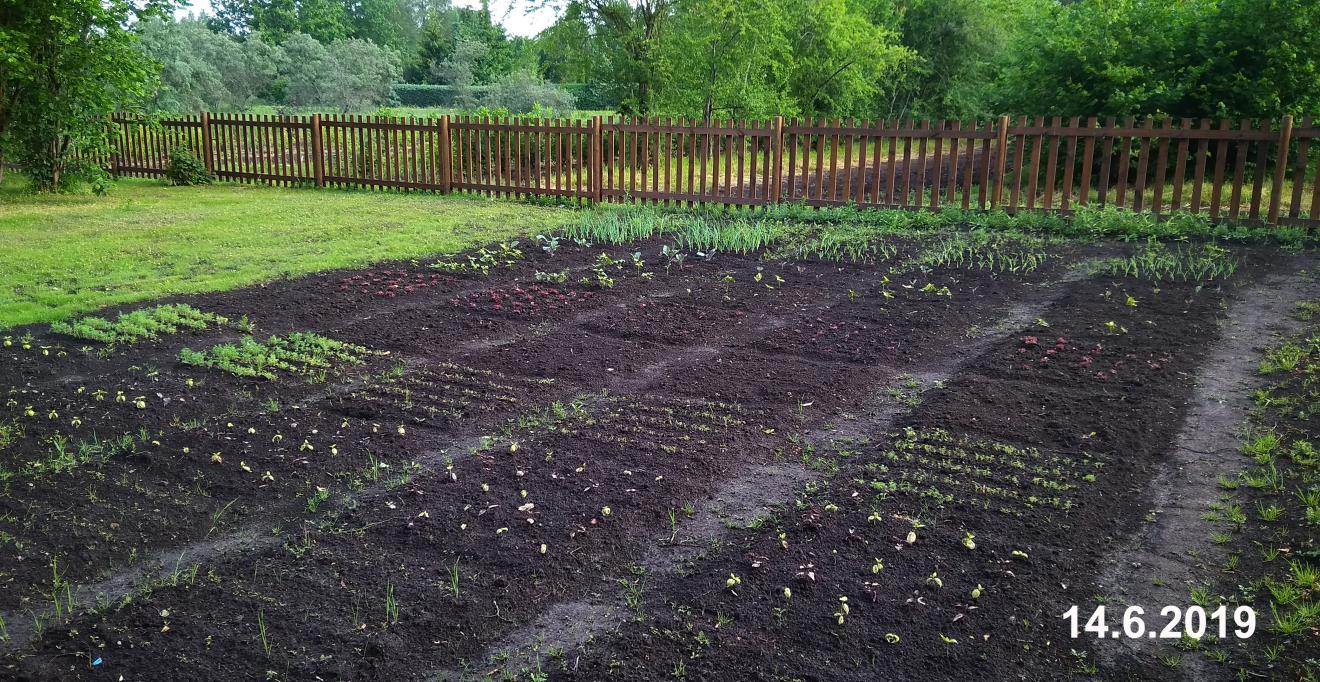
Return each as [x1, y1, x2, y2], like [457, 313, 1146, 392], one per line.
[1179, 300, 1320, 679]
[9, 385, 796, 679]
[0, 310, 429, 645]
[0, 224, 870, 670]
[749, 229, 1069, 367]
[436, 233, 1098, 678]
[0, 230, 677, 646]
[543, 243, 1248, 680]
[0, 224, 822, 658]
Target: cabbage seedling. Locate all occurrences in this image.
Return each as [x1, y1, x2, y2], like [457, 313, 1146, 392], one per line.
[962, 532, 976, 550]
[971, 584, 983, 600]
[782, 587, 792, 600]
[833, 596, 850, 625]
[872, 558, 884, 574]
[926, 572, 942, 588]
[725, 574, 742, 590]
[905, 530, 917, 545]
[884, 633, 900, 644]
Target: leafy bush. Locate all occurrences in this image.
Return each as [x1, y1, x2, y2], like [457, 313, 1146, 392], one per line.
[484, 72, 577, 116]
[164, 146, 212, 186]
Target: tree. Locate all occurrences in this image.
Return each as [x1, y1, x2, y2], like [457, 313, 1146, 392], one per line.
[990, 0, 1320, 119]
[138, 18, 231, 113]
[432, 38, 488, 108]
[527, 0, 674, 115]
[585, 0, 672, 115]
[657, 0, 794, 122]
[783, 0, 911, 117]
[1, 0, 177, 190]
[1178, 0, 1320, 119]
[407, 3, 516, 85]
[884, 0, 1037, 119]
[534, 1, 596, 84]
[279, 33, 400, 111]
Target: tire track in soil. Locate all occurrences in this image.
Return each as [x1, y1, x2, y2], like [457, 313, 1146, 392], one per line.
[0, 263, 873, 656]
[1093, 265, 1320, 680]
[433, 268, 1091, 680]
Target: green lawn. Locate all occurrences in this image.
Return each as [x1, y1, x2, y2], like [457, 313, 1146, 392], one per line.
[0, 175, 577, 329]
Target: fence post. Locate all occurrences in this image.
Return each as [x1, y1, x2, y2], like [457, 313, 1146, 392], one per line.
[591, 116, 603, 204]
[1267, 115, 1293, 225]
[310, 113, 325, 188]
[199, 112, 214, 176]
[438, 115, 452, 194]
[992, 115, 1010, 209]
[770, 116, 784, 206]
[107, 115, 122, 179]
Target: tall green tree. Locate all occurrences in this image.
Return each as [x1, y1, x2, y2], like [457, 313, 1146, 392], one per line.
[406, 3, 516, 85]
[991, 0, 1320, 119]
[534, 1, 596, 85]
[884, 0, 1039, 119]
[1, 0, 177, 190]
[784, 0, 911, 117]
[656, 0, 794, 122]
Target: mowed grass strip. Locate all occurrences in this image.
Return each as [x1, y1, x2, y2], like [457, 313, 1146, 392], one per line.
[0, 176, 577, 329]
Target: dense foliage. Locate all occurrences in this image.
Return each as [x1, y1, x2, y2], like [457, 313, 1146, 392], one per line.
[4, 0, 1318, 193]
[992, 0, 1320, 119]
[1, 0, 176, 191]
[145, 0, 1320, 121]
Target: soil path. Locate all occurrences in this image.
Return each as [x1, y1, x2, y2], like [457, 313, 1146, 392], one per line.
[1094, 262, 1320, 678]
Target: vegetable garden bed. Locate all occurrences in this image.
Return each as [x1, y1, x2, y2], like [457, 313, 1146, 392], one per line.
[0, 226, 1315, 681]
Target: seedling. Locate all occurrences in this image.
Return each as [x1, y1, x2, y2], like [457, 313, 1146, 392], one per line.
[384, 583, 399, 625]
[833, 596, 850, 625]
[257, 608, 271, 655]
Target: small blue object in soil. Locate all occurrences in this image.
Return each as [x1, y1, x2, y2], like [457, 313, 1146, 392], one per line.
[92, 657, 103, 667]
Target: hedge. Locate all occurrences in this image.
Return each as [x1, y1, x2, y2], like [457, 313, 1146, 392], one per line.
[392, 82, 614, 110]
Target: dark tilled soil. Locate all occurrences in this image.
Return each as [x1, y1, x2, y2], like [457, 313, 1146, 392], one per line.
[0, 235, 1310, 682]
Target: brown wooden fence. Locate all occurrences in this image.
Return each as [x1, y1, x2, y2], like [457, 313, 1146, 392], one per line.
[106, 113, 1320, 227]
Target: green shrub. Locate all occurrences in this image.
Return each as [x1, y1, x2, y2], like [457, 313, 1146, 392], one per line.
[164, 146, 212, 186]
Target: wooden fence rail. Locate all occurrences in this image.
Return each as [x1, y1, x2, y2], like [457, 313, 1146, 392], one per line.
[103, 113, 1320, 227]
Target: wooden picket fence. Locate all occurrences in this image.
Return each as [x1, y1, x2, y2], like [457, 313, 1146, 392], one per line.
[107, 113, 1320, 227]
